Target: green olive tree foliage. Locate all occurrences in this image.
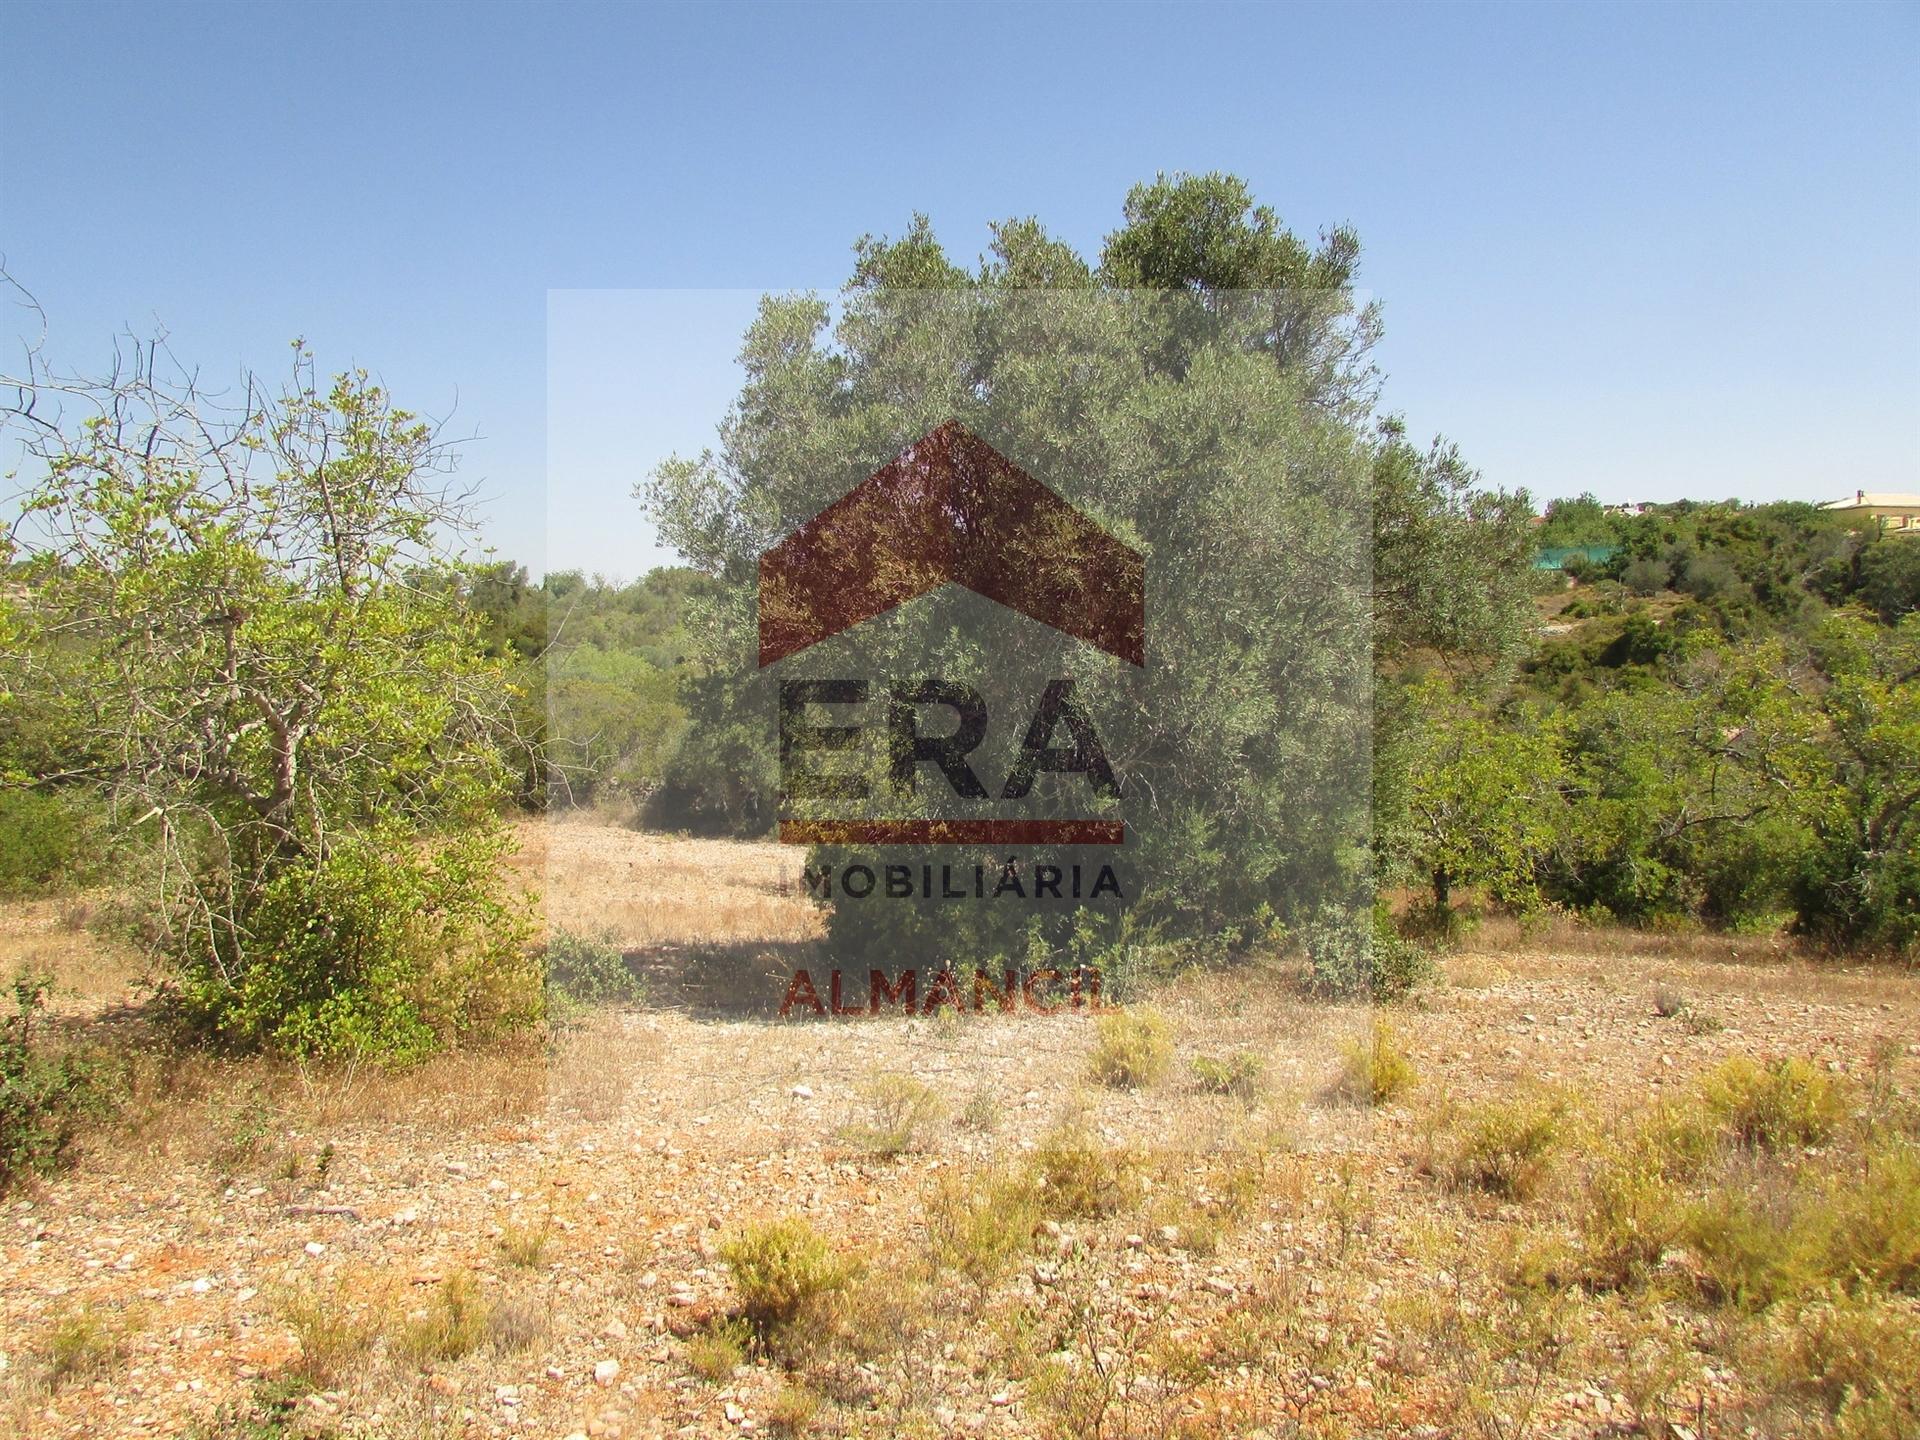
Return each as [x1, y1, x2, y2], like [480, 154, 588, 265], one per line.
[0, 340, 536, 1056]
[644, 175, 1537, 985]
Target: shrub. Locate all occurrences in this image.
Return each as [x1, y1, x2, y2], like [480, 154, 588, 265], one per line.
[1030, 1123, 1142, 1218]
[1442, 1089, 1572, 1200]
[171, 825, 538, 1062]
[1086, 1007, 1172, 1089]
[1622, 557, 1671, 595]
[925, 1165, 1042, 1287]
[544, 928, 645, 1008]
[1, 972, 109, 1192]
[1700, 1056, 1844, 1152]
[1303, 903, 1431, 1001]
[720, 1219, 855, 1339]
[840, 1071, 946, 1158]
[1335, 1018, 1418, 1105]
[0, 791, 105, 899]
[1192, 1050, 1266, 1100]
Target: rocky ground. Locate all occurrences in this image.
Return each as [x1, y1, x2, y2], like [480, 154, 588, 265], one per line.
[0, 818, 1914, 1439]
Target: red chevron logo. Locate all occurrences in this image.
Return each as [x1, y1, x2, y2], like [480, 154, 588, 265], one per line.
[758, 422, 1145, 667]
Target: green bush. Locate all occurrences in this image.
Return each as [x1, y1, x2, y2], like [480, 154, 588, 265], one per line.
[544, 928, 644, 1007]
[0, 791, 106, 898]
[171, 824, 538, 1062]
[1, 973, 109, 1192]
[1303, 902, 1432, 1001]
[720, 1218, 856, 1339]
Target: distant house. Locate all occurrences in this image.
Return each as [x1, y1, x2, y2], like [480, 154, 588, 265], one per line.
[1821, 491, 1920, 535]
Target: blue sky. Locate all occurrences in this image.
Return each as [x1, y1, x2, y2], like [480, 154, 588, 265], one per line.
[4, 0, 1916, 579]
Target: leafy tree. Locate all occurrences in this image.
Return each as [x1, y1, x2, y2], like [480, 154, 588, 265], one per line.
[1544, 641, 1817, 927]
[1394, 684, 1565, 913]
[1790, 613, 1920, 953]
[647, 174, 1534, 984]
[0, 342, 535, 1056]
[546, 644, 687, 805]
[1855, 539, 1920, 624]
[1535, 494, 1621, 549]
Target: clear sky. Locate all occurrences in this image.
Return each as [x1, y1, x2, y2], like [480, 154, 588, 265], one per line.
[4, 0, 1916, 580]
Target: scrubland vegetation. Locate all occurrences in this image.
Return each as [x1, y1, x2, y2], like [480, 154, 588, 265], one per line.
[0, 173, 1913, 1436]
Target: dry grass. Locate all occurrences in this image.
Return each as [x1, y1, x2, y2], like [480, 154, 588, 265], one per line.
[0, 890, 146, 1019]
[1085, 1006, 1173, 1089]
[514, 815, 822, 947]
[8, 816, 1920, 1440]
[280, 1276, 384, 1385]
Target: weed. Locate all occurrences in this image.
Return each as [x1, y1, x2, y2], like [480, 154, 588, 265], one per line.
[957, 1089, 999, 1132]
[1029, 1123, 1142, 1218]
[767, 1381, 821, 1436]
[925, 1165, 1042, 1288]
[1700, 1055, 1844, 1152]
[487, 1293, 545, 1353]
[840, 1071, 946, 1158]
[280, 1280, 380, 1384]
[44, 1309, 129, 1387]
[685, 1317, 749, 1381]
[1, 972, 110, 1191]
[1086, 1006, 1172, 1089]
[1191, 1049, 1265, 1100]
[1578, 1097, 1721, 1288]
[396, 1270, 490, 1364]
[1765, 1287, 1920, 1431]
[1823, 1139, 1920, 1293]
[1443, 1088, 1572, 1200]
[1335, 1018, 1418, 1105]
[497, 1216, 553, 1268]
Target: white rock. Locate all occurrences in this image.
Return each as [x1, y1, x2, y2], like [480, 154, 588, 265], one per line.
[593, 1359, 620, 1385]
[303, 1242, 325, 1257]
[790, 1085, 813, 1100]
